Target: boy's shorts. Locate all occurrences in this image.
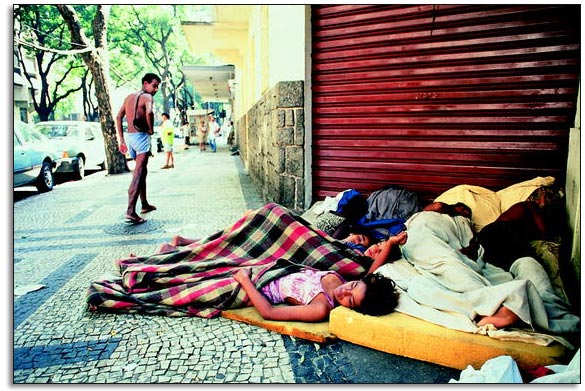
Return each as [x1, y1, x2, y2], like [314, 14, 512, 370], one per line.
[126, 132, 152, 159]
[164, 143, 173, 153]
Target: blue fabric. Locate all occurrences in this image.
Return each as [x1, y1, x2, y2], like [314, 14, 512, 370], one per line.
[356, 217, 406, 241]
[126, 132, 151, 159]
[343, 241, 367, 255]
[335, 189, 362, 215]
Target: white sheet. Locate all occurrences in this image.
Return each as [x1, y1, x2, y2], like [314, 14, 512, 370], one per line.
[375, 211, 579, 348]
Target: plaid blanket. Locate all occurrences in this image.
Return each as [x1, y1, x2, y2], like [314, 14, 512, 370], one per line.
[87, 203, 371, 318]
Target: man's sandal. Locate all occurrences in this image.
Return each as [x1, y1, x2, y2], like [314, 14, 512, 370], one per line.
[125, 215, 147, 225]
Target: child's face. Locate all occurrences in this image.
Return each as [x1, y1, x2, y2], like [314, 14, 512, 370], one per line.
[346, 233, 371, 247]
[333, 280, 367, 308]
[364, 242, 384, 258]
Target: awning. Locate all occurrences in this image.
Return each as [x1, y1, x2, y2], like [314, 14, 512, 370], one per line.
[181, 5, 251, 68]
[182, 65, 235, 103]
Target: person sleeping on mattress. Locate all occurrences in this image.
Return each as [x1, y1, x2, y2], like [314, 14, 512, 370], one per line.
[87, 203, 406, 321]
[156, 223, 405, 275]
[373, 201, 580, 342]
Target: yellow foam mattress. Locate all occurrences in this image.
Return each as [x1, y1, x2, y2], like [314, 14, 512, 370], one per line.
[329, 306, 569, 370]
[221, 307, 336, 343]
[222, 306, 569, 370]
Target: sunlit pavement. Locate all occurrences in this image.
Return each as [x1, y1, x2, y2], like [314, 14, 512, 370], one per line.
[12, 139, 459, 384]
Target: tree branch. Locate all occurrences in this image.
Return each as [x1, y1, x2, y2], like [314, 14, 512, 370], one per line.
[14, 37, 95, 55]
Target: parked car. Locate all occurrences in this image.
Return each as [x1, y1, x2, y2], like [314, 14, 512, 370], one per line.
[33, 121, 107, 180]
[14, 120, 61, 192]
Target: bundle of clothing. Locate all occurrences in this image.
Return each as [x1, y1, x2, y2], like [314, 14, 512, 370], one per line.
[311, 185, 422, 241]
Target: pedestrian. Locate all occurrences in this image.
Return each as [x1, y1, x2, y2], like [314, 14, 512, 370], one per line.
[197, 119, 208, 151]
[116, 72, 161, 225]
[180, 120, 190, 149]
[160, 112, 175, 169]
[224, 120, 234, 145]
[208, 113, 220, 153]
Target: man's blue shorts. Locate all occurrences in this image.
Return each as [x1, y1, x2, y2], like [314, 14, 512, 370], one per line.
[126, 132, 152, 159]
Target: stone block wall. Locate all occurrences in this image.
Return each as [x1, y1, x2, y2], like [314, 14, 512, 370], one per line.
[239, 81, 306, 212]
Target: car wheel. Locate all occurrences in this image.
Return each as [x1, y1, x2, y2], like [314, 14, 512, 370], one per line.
[36, 161, 54, 192]
[74, 156, 85, 180]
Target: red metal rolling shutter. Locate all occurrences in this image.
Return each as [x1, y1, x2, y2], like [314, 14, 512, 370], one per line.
[311, 4, 580, 203]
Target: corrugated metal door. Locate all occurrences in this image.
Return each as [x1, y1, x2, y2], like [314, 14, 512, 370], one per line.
[311, 4, 580, 203]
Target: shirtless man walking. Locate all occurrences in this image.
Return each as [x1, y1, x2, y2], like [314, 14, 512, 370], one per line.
[116, 72, 161, 224]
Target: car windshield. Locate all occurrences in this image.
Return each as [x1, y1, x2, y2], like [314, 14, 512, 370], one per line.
[36, 124, 78, 138]
[17, 121, 47, 144]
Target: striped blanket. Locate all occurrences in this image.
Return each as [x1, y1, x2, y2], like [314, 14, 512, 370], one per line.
[87, 203, 371, 318]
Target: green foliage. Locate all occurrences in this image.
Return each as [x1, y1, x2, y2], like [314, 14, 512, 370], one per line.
[14, 5, 86, 120]
[16, 4, 210, 119]
[71, 5, 98, 37]
[52, 94, 76, 120]
[15, 5, 68, 52]
[108, 4, 209, 112]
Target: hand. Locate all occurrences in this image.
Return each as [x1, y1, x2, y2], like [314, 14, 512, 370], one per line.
[460, 237, 479, 260]
[233, 269, 251, 284]
[389, 231, 408, 246]
[118, 142, 128, 155]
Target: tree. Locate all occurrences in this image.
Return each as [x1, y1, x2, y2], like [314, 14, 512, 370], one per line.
[14, 6, 86, 121]
[112, 5, 205, 115]
[57, 5, 127, 174]
[81, 70, 99, 121]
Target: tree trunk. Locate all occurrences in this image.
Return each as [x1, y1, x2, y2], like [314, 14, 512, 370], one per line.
[57, 5, 127, 174]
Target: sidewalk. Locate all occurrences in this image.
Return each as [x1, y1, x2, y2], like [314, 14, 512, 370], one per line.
[12, 140, 459, 384]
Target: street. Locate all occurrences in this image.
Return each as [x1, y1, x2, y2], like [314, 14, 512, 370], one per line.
[11, 140, 460, 384]
[13, 168, 105, 202]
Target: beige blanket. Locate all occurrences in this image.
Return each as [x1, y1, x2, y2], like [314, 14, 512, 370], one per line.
[375, 211, 578, 349]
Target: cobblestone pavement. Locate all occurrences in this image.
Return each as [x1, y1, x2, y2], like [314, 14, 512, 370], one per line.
[12, 140, 459, 384]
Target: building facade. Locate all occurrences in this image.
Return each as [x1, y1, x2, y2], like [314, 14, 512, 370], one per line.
[180, 5, 580, 281]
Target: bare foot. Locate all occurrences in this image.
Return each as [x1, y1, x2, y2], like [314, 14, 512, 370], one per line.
[169, 236, 183, 246]
[170, 235, 196, 247]
[140, 204, 157, 214]
[477, 306, 520, 328]
[157, 243, 177, 254]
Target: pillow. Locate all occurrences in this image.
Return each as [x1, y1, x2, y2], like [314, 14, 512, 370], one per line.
[497, 176, 556, 212]
[300, 201, 324, 226]
[314, 212, 346, 236]
[434, 185, 501, 232]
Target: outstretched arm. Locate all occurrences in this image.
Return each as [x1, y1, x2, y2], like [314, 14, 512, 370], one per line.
[233, 270, 330, 322]
[366, 231, 408, 274]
